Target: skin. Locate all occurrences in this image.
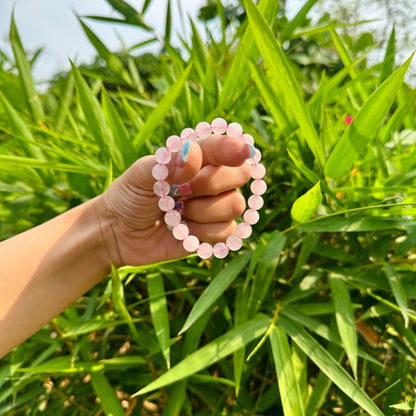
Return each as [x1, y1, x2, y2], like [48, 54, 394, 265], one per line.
[0, 136, 251, 358]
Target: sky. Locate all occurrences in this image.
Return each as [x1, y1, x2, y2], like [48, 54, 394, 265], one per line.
[0, 0, 212, 84]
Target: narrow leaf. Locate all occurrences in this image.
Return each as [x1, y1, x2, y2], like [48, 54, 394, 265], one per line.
[291, 182, 322, 223]
[379, 26, 395, 84]
[281, 0, 318, 41]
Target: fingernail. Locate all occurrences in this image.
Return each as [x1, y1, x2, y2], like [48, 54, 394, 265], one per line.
[245, 143, 256, 159]
[176, 140, 191, 167]
[169, 182, 193, 197]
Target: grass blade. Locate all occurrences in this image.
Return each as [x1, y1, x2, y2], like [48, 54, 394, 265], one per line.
[379, 26, 395, 84]
[280, 0, 318, 41]
[89, 372, 125, 416]
[278, 316, 385, 416]
[270, 326, 305, 416]
[179, 253, 251, 335]
[329, 273, 358, 379]
[325, 53, 413, 177]
[134, 314, 271, 396]
[243, 0, 325, 167]
[147, 272, 171, 369]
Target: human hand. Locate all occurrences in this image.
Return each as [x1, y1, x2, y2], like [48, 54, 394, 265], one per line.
[95, 135, 252, 266]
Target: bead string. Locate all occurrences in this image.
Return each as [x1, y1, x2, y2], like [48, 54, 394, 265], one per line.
[152, 118, 267, 259]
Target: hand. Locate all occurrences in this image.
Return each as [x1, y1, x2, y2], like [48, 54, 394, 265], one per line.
[95, 135, 252, 266]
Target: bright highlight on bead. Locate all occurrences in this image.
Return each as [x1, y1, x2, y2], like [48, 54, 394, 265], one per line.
[152, 118, 267, 259]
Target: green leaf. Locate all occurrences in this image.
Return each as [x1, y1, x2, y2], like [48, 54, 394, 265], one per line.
[384, 263, 409, 327]
[325, 53, 413, 177]
[9, 13, 44, 123]
[179, 253, 251, 335]
[280, 0, 318, 41]
[243, 0, 325, 167]
[329, 273, 358, 379]
[278, 316, 385, 416]
[270, 326, 305, 416]
[291, 182, 322, 224]
[147, 273, 171, 369]
[105, 0, 152, 30]
[379, 26, 395, 84]
[134, 314, 271, 396]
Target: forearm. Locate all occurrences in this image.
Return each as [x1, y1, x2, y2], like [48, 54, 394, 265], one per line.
[0, 196, 114, 358]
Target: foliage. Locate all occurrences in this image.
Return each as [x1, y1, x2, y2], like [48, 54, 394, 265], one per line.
[1, 0, 416, 414]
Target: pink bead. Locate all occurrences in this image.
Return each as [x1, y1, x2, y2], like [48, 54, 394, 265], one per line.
[173, 223, 189, 240]
[164, 210, 181, 227]
[236, 223, 252, 239]
[153, 180, 170, 197]
[195, 121, 212, 139]
[180, 128, 197, 142]
[248, 195, 264, 210]
[242, 133, 254, 145]
[152, 164, 169, 180]
[166, 135, 182, 152]
[211, 117, 227, 134]
[254, 149, 262, 163]
[197, 242, 213, 259]
[227, 122, 243, 137]
[213, 242, 229, 259]
[158, 196, 175, 212]
[155, 147, 171, 164]
[251, 179, 267, 195]
[249, 163, 266, 179]
[244, 209, 260, 225]
[226, 235, 242, 251]
[183, 235, 200, 252]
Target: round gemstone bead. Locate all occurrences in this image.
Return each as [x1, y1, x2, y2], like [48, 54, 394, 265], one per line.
[197, 242, 213, 259]
[180, 128, 197, 142]
[153, 180, 170, 197]
[195, 121, 212, 139]
[155, 147, 171, 164]
[242, 133, 254, 145]
[152, 164, 169, 180]
[236, 222, 252, 239]
[227, 122, 243, 137]
[166, 135, 182, 152]
[244, 209, 260, 225]
[173, 223, 189, 240]
[249, 163, 266, 179]
[250, 179, 267, 195]
[248, 195, 264, 210]
[183, 235, 200, 252]
[158, 196, 175, 211]
[226, 235, 243, 251]
[253, 149, 262, 163]
[164, 210, 181, 227]
[213, 242, 229, 259]
[211, 117, 227, 134]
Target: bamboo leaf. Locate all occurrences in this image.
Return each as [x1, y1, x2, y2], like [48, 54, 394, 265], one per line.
[379, 26, 395, 84]
[291, 182, 322, 224]
[329, 273, 358, 379]
[134, 314, 271, 396]
[270, 326, 305, 416]
[89, 372, 125, 416]
[325, 53, 413, 177]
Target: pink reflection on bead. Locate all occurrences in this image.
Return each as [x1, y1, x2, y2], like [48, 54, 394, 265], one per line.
[242, 133, 254, 145]
[181, 128, 197, 142]
[173, 223, 189, 240]
[153, 180, 170, 197]
[158, 196, 175, 211]
[211, 117, 227, 134]
[195, 121, 212, 138]
[249, 163, 266, 179]
[152, 164, 169, 180]
[164, 210, 181, 227]
[244, 209, 260, 225]
[155, 147, 171, 164]
[213, 242, 229, 259]
[248, 195, 264, 210]
[236, 222, 252, 239]
[251, 179, 267, 195]
[197, 242, 213, 259]
[166, 135, 182, 152]
[254, 149, 262, 163]
[183, 235, 200, 252]
[227, 122, 243, 137]
[226, 235, 242, 251]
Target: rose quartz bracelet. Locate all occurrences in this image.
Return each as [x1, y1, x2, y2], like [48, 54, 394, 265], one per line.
[152, 118, 266, 259]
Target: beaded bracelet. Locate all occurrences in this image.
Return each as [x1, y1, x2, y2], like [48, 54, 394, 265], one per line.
[152, 118, 266, 259]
